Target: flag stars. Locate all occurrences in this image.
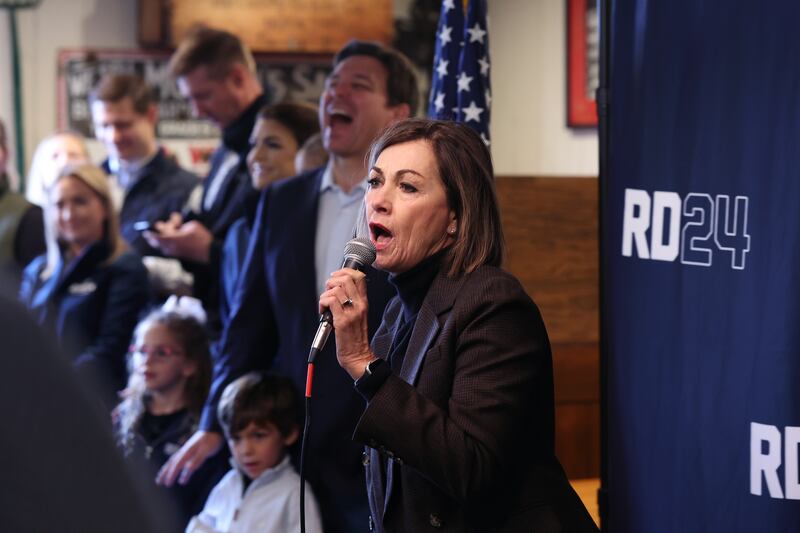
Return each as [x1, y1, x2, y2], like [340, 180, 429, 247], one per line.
[439, 25, 453, 46]
[457, 71, 473, 93]
[466, 22, 487, 44]
[436, 59, 449, 79]
[462, 101, 484, 122]
[478, 56, 490, 76]
[427, 0, 490, 143]
[433, 91, 446, 113]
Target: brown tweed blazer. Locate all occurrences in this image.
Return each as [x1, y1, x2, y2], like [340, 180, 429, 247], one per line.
[354, 265, 597, 533]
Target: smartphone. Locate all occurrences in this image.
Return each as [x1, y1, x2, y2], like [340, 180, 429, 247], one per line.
[133, 220, 159, 233]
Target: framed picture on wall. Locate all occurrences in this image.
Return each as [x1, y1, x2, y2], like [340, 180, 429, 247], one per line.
[57, 48, 331, 140]
[567, 0, 599, 127]
[56, 48, 331, 174]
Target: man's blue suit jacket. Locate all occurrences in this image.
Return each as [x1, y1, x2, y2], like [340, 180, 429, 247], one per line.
[205, 167, 396, 533]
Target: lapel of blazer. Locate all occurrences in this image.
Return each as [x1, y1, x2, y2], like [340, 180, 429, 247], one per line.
[204, 154, 244, 231]
[384, 271, 466, 512]
[31, 259, 64, 310]
[293, 169, 323, 310]
[200, 148, 230, 213]
[371, 325, 396, 362]
[399, 272, 465, 384]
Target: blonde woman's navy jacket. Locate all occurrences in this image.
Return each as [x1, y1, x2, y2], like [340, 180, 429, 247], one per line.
[19, 241, 149, 404]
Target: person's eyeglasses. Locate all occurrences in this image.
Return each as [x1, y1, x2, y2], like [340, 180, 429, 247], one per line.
[128, 345, 184, 360]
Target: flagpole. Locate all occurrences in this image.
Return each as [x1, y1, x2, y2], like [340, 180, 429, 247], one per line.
[2, 0, 41, 191]
[596, 0, 611, 529]
[8, 6, 26, 188]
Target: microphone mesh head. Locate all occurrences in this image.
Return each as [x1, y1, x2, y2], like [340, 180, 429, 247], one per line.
[343, 237, 376, 267]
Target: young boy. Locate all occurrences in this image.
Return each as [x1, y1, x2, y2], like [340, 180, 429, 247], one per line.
[186, 372, 322, 532]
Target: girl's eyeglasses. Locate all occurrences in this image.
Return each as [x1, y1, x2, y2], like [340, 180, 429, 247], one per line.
[128, 345, 184, 360]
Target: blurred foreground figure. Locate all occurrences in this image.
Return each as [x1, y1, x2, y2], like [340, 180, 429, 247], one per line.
[0, 289, 171, 533]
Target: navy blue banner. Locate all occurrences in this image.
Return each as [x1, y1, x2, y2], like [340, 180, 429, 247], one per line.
[604, 0, 800, 530]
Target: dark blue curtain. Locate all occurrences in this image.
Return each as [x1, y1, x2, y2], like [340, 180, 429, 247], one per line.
[604, 0, 800, 530]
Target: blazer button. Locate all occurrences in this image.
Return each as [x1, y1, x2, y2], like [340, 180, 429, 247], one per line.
[368, 515, 374, 531]
[429, 513, 443, 528]
[361, 452, 370, 466]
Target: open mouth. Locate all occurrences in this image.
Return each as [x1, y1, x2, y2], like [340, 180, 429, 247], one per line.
[369, 223, 393, 246]
[328, 108, 353, 126]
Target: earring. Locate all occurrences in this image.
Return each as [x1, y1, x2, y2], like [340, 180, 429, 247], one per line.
[448, 225, 456, 235]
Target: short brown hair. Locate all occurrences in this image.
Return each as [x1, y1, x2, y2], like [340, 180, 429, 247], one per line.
[258, 102, 320, 147]
[218, 372, 299, 439]
[169, 25, 255, 79]
[367, 119, 504, 276]
[334, 40, 420, 116]
[89, 74, 153, 115]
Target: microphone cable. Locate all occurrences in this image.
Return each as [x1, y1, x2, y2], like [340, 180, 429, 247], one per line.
[299, 237, 376, 533]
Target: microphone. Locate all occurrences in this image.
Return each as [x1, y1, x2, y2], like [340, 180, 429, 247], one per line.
[301, 238, 375, 533]
[308, 237, 376, 362]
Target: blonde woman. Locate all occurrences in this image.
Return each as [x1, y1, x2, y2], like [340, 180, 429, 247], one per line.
[19, 164, 149, 407]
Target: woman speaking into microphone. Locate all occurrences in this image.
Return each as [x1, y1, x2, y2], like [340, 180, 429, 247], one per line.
[319, 119, 596, 532]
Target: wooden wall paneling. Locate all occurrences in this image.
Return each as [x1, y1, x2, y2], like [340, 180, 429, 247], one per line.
[495, 177, 599, 344]
[145, 0, 394, 53]
[552, 342, 600, 478]
[555, 401, 601, 478]
[552, 342, 599, 404]
[496, 176, 600, 478]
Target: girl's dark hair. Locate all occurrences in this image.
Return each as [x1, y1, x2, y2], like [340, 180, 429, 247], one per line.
[217, 372, 299, 439]
[115, 309, 212, 454]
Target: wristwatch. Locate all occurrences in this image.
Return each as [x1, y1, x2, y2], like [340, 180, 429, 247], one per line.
[355, 358, 390, 399]
[363, 358, 386, 377]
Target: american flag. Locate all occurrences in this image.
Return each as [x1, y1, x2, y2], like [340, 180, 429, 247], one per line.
[427, 0, 491, 146]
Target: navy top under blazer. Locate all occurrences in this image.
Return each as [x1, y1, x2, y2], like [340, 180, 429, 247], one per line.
[209, 167, 396, 533]
[19, 241, 149, 405]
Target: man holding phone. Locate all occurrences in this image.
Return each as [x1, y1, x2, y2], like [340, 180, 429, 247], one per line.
[90, 73, 199, 257]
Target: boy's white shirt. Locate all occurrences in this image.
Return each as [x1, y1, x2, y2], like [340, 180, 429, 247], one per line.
[185, 455, 323, 533]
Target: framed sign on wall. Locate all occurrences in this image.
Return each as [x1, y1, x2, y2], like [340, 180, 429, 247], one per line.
[567, 0, 599, 127]
[57, 48, 332, 174]
[57, 48, 332, 139]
